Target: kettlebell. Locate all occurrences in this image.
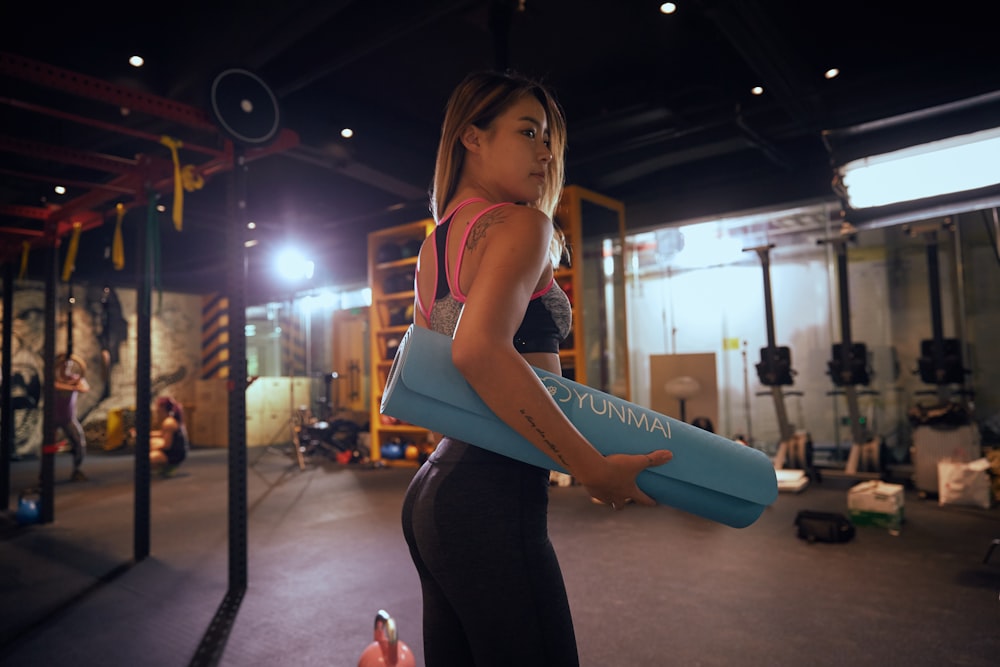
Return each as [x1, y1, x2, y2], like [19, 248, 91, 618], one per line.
[357, 609, 415, 667]
[15, 491, 40, 525]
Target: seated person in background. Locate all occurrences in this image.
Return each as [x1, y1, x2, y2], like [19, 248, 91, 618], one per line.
[150, 396, 188, 477]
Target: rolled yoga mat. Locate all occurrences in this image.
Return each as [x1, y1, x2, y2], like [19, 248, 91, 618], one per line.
[381, 325, 778, 528]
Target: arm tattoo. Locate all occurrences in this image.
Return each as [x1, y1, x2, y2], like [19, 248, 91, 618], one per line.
[466, 208, 507, 251]
[520, 409, 570, 468]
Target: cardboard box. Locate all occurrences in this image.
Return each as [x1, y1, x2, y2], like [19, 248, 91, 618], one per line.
[848, 480, 904, 530]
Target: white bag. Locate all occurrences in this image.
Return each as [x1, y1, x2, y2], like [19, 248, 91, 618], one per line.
[937, 458, 992, 509]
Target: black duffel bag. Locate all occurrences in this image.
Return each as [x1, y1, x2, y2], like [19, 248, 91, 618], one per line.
[794, 510, 855, 544]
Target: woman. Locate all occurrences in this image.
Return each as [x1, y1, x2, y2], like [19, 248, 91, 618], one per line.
[400, 71, 673, 666]
[53, 353, 90, 481]
[150, 396, 188, 477]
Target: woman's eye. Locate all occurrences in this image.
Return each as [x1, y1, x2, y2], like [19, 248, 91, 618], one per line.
[524, 129, 536, 138]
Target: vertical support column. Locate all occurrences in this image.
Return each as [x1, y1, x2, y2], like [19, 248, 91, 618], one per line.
[134, 196, 152, 561]
[200, 293, 230, 379]
[1, 261, 14, 511]
[40, 242, 57, 523]
[227, 147, 249, 592]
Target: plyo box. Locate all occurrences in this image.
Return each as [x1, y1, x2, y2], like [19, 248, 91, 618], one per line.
[848, 480, 904, 530]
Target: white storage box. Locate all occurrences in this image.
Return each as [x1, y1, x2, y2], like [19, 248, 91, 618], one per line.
[848, 480, 905, 530]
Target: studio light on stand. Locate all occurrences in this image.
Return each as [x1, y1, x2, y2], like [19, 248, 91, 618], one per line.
[664, 375, 700, 423]
[275, 246, 315, 282]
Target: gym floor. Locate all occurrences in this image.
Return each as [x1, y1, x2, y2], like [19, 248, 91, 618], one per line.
[1, 446, 998, 667]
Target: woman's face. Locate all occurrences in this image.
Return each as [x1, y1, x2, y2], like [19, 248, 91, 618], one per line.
[478, 95, 553, 205]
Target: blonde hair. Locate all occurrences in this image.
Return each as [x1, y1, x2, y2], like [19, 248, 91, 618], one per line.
[430, 71, 568, 261]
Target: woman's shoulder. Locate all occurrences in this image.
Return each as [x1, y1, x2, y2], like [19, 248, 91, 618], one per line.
[462, 201, 551, 233]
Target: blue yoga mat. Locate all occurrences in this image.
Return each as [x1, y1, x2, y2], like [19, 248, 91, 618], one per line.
[380, 325, 777, 528]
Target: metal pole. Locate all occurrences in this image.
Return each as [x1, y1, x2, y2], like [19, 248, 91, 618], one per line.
[134, 196, 152, 561]
[40, 242, 57, 523]
[1, 261, 14, 510]
[227, 147, 249, 592]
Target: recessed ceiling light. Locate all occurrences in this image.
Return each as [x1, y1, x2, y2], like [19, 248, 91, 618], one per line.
[341, 128, 354, 139]
[247, 221, 256, 230]
[244, 239, 259, 248]
[824, 68, 840, 80]
[129, 55, 144, 68]
[54, 185, 66, 195]
[156, 204, 166, 212]
[751, 86, 764, 96]
[660, 2, 677, 14]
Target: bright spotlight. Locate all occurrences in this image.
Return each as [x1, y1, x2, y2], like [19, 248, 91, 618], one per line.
[275, 247, 315, 281]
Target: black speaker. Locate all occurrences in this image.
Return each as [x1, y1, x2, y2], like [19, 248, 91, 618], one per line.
[827, 342, 870, 386]
[918, 338, 965, 385]
[756, 346, 794, 386]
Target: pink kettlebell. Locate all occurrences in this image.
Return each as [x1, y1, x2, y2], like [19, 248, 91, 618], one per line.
[357, 609, 415, 667]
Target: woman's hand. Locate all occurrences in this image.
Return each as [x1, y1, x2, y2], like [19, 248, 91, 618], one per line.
[578, 449, 673, 510]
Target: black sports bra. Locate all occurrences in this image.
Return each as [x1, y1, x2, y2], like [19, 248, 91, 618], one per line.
[415, 199, 572, 353]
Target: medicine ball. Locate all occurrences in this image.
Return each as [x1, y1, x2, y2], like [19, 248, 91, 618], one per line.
[382, 441, 404, 460]
[388, 304, 409, 326]
[399, 238, 423, 258]
[376, 242, 402, 264]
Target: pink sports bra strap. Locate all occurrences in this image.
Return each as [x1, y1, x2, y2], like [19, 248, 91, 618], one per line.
[449, 201, 516, 300]
[530, 277, 555, 300]
[415, 198, 487, 321]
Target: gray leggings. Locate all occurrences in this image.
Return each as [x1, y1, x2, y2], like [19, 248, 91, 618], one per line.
[401, 438, 579, 667]
[57, 418, 85, 469]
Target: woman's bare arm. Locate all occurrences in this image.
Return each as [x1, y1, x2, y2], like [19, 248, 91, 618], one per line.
[450, 206, 671, 506]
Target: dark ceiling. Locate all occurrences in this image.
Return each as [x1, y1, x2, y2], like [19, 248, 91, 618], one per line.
[3, 0, 1000, 303]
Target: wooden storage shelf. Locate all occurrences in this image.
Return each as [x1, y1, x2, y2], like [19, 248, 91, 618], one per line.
[374, 258, 419, 271]
[367, 186, 629, 463]
[378, 423, 429, 434]
[368, 218, 436, 462]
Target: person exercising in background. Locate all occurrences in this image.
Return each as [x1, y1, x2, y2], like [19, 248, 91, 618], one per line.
[53, 353, 90, 481]
[150, 396, 188, 477]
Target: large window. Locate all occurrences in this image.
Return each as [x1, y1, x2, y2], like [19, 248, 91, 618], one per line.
[624, 201, 1000, 457]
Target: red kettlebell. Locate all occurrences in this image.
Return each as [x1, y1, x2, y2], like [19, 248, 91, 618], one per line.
[357, 609, 415, 667]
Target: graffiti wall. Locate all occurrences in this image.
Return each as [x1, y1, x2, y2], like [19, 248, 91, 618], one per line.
[1, 282, 202, 457]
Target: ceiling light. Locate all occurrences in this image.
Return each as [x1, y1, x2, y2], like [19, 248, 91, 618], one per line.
[156, 204, 166, 212]
[660, 3, 677, 14]
[825, 68, 840, 80]
[751, 86, 764, 96]
[129, 55, 144, 68]
[54, 185, 66, 195]
[247, 221, 256, 229]
[341, 128, 354, 139]
[244, 239, 259, 248]
[838, 125, 1000, 208]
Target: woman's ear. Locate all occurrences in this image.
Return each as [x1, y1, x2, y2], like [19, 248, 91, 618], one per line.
[460, 124, 482, 153]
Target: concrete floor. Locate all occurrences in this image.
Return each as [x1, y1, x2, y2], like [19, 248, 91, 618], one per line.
[2, 446, 999, 667]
